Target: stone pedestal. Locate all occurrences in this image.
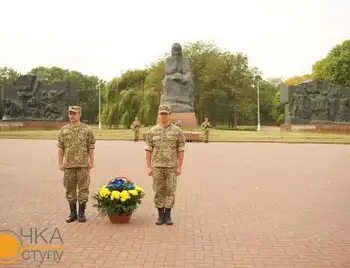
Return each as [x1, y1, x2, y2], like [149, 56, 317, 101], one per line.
[169, 113, 201, 142]
[281, 123, 350, 133]
[169, 113, 197, 128]
[182, 131, 202, 142]
[0, 121, 67, 131]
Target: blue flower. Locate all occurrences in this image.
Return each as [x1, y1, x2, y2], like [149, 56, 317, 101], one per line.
[111, 185, 121, 190]
[125, 184, 135, 190]
[106, 178, 136, 191]
[110, 178, 124, 187]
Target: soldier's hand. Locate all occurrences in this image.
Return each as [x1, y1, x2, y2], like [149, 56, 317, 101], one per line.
[176, 167, 182, 176]
[59, 164, 64, 171]
[88, 161, 94, 169]
[147, 168, 153, 176]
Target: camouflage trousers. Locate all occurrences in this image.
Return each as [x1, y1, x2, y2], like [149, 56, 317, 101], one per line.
[63, 167, 90, 204]
[152, 167, 177, 208]
[204, 128, 209, 141]
[134, 129, 140, 141]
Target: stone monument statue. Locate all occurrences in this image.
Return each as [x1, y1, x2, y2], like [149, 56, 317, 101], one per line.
[160, 43, 195, 113]
[280, 79, 350, 124]
[1, 75, 78, 122]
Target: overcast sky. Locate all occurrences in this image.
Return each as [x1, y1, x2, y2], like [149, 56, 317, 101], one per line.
[0, 0, 348, 81]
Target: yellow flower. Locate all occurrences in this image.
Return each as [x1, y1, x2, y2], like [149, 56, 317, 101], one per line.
[120, 190, 129, 196]
[110, 191, 121, 200]
[120, 190, 130, 202]
[135, 185, 144, 193]
[120, 195, 130, 202]
[128, 190, 138, 196]
[120, 196, 130, 202]
[99, 186, 111, 198]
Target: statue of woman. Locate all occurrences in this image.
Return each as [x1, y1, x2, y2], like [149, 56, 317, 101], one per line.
[160, 43, 195, 113]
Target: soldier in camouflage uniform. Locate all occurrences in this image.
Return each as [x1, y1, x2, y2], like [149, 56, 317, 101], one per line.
[131, 117, 141, 142]
[201, 117, 212, 143]
[145, 104, 185, 225]
[174, 120, 182, 127]
[57, 106, 96, 223]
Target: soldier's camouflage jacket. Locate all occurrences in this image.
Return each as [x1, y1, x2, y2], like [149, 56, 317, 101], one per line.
[145, 124, 185, 168]
[57, 123, 96, 168]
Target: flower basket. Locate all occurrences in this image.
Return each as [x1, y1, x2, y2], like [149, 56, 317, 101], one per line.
[108, 213, 131, 223]
[92, 177, 145, 224]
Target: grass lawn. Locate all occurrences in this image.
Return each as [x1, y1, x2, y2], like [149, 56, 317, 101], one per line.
[0, 125, 350, 144]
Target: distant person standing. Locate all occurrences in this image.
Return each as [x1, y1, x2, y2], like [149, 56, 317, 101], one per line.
[131, 117, 141, 142]
[145, 104, 186, 225]
[57, 106, 96, 223]
[201, 117, 212, 143]
[174, 120, 182, 127]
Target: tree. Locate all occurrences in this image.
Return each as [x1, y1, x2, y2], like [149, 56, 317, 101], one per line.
[284, 74, 313, 85]
[101, 69, 149, 128]
[312, 39, 350, 87]
[266, 77, 284, 124]
[181, 41, 263, 126]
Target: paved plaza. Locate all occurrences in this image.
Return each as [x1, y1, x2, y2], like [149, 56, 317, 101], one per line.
[0, 139, 349, 268]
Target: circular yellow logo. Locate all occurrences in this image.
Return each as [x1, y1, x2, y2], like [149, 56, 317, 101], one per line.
[0, 230, 23, 264]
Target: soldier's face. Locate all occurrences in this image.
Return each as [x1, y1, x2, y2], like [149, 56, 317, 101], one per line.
[158, 112, 169, 123]
[69, 111, 81, 123]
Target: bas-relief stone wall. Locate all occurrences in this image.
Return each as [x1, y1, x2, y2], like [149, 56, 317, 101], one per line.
[1, 75, 78, 122]
[280, 79, 350, 124]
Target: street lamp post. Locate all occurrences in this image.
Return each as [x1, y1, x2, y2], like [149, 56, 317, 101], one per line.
[257, 80, 261, 131]
[98, 84, 102, 130]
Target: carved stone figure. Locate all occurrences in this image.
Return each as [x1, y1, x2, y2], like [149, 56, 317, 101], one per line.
[337, 94, 349, 122]
[290, 88, 311, 120]
[1, 75, 77, 121]
[15, 75, 40, 101]
[328, 92, 338, 122]
[314, 93, 329, 121]
[280, 79, 350, 124]
[3, 98, 24, 119]
[27, 96, 41, 118]
[42, 89, 65, 119]
[309, 93, 318, 121]
[160, 43, 195, 113]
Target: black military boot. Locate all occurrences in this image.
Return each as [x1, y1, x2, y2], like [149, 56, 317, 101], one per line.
[66, 203, 77, 223]
[164, 208, 173, 225]
[156, 207, 165, 225]
[78, 202, 87, 222]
